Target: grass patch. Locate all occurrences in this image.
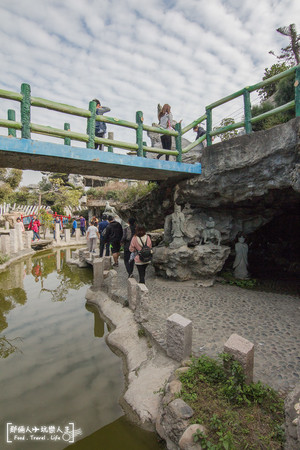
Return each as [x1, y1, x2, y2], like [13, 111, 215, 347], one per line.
[0, 253, 9, 265]
[220, 271, 257, 289]
[179, 354, 285, 449]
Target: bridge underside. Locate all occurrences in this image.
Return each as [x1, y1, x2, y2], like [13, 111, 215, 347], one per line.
[0, 136, 201, 182]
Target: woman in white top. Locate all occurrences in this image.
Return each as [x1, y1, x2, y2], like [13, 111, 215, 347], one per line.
[86, 221, 100, 253]
[129, 225, 152, 284]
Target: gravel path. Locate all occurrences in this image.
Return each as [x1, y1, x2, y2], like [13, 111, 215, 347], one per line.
[113, 260, 300, 393]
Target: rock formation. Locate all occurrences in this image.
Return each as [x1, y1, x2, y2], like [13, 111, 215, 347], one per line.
[124, 117, 300, 277]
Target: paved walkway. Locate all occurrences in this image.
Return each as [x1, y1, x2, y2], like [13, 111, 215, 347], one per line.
[113, 259, 300, 393]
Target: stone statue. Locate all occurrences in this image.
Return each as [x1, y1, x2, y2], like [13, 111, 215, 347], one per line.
[103, 201, 127, 227]
[202, 217, 221, 246]
[104, 201, 118, 218]
[233, 236, 249, 279]
[164, 204, 186, 248]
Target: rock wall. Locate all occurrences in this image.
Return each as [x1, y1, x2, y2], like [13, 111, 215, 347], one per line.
[123, 118, 300, 276]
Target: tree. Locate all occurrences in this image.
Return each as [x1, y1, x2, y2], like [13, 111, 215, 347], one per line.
[0, 169, 22, 190]
[269, 23, 300, 65]
[214, 118, 239, 141]
[38, 174, 84, 214]
[258, 62, 289, 100]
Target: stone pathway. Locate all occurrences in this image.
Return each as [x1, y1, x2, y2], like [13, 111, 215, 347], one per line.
[113, 259, 300, 393]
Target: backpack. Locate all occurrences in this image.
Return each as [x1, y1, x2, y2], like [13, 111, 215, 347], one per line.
[97, 121, 107, 134]
[138, 236, 153, 262]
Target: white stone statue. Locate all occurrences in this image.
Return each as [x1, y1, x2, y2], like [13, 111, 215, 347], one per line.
[104, 201, 118, 218]
[103, 201, 127, 227]
[164, 204, 186, 248]
[202, 217, 221, 246]
[233, 236, 249, 279]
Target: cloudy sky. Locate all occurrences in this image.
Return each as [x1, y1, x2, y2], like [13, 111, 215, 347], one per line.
[0, 0, 299, 185]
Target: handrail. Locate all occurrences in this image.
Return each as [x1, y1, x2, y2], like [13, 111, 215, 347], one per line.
[205, 64, 300, 145]
[0, 64, 299, 162]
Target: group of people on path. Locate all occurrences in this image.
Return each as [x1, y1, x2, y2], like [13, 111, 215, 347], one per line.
[85, 214, 152, 284]
[92, 98, 206, 159]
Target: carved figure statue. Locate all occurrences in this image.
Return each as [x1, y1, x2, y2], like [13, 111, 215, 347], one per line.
[202, 217, 221, 246]
[233, 236, 249, 279]
[104, 201, 118, 217]
[164, 204, 186, 248]
[103, 201, 127, 227]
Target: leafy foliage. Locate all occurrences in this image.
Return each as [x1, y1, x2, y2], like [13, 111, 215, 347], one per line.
[258, 62, 290, 100]
[214, 118, 239, 142]
[87, 181, 158, 203]
[179, 355, 285, 449]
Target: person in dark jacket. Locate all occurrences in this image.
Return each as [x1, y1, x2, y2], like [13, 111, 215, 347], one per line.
[104, 215, 123, 266]
[93, 99, 111, 150]
[98, 214, 110, 257]
[121, 217, 136, 277]
[193, 125, 206, 149]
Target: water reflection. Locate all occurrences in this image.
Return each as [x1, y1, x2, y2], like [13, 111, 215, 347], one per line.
[85, 304, 104, 338]
[67, 415, 164, 450]
[0, 249, 164, 450]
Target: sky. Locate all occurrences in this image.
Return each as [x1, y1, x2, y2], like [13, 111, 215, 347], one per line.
[0, 0, 299, 185]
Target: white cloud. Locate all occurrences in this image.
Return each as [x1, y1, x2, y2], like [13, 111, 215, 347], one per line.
[0, 0, 299, 185]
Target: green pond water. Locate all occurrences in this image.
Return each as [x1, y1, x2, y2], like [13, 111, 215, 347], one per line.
[0, 249, 164, 450]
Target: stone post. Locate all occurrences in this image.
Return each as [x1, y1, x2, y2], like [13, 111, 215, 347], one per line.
[134, 283, 149, 323]
[224, 333, 254, 384]
[75, 228, 80, 241]
[5, 221, 9, 230]
[15, 222, 24, 251]
[10, 229, 18, 254]
[55, 223, 60, 243]
[127, 278, 138, 310]
[1, 235, 11, 256]
[166, 313, 192, 362]
[93, 258, 104, 288]
[107, 269, 118, 295]
[65, 228, 70, 243]
[103, 256, 112, 270]
[24, 231, 32, 249]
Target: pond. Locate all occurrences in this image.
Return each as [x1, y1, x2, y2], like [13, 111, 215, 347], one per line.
[0, 249, 164, 449]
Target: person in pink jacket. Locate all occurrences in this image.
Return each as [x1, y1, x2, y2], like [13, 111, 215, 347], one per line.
[129, 225, 152, 284]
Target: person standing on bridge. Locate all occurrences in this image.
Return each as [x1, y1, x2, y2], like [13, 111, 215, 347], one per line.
[157, 104, 180, 161]
[86, 221, 99, 254]
[79, 216, 86, 236]
[93, 99, 111, 150]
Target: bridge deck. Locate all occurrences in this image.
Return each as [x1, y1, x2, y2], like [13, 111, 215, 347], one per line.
[0, 136, 201, 182]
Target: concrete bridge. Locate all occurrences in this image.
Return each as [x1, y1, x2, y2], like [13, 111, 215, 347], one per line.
[0, 135, 201, 182]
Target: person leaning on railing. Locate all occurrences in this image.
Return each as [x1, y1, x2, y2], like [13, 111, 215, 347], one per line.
[157, 103, 181, 161]
[93, 98, 111, 150]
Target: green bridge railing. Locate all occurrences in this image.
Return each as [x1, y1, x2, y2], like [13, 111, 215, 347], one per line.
[0, 64, 299, 161]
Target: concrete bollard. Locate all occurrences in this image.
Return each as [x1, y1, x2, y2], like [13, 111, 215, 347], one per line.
[127, 278, 138, 310]
[10, 229, 18, 254]
[107, 269, 118, 295]
[65, 229, 70, 243]
[166, 313, 192, 362]
[55, 223, 60, 243]
[93, 258, 104, 288]
[1, 235, 11, 256]
[75, 228, 80, 241]
[24, 231, 32, 249]
[103, 256, 112, 270]
[134, 283, 149, 323]
[15, 222, 24, 251]
[224, 333, 254, 384]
